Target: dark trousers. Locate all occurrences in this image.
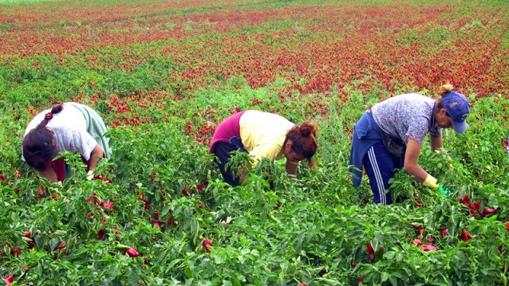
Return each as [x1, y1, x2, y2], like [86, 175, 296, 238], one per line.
[212, 137, 246, 187]
[362, 142, 404, 205]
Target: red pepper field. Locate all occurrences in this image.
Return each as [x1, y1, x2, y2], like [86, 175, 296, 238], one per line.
[1, 0, 508, 285]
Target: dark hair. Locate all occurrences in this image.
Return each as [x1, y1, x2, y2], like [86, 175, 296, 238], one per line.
[22, 104, 63, 171]
[285, 123, 318, 160]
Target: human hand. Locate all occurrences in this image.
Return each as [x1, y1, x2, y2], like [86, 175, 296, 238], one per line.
[423, 174, 438, 189]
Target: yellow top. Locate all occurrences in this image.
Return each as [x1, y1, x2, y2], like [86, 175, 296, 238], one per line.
[239, 110, 295, 164]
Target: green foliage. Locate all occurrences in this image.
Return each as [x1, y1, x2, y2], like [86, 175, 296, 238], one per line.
[0, 0, 508, 284]
[1, 87, 508, 284]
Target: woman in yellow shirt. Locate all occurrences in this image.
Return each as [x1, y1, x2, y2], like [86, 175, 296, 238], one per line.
[210, 110, 318, 186]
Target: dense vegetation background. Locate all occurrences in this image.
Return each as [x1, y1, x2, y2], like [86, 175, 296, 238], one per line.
[1, 0, 508, 285]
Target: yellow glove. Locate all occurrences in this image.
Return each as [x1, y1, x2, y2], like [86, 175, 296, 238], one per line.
[423, 174, 439, 189]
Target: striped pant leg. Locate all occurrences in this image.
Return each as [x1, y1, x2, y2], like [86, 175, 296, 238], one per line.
[362, 142, 396, 205]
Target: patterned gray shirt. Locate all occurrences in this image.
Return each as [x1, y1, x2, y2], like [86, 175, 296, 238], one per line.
[371, 93, 441, 144]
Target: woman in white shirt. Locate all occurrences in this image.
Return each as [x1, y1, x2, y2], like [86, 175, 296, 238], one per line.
[22, 102, 111, 182]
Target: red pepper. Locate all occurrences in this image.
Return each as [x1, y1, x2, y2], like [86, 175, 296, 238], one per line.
[126, 247, 140, 257]
[440, 228, 448, 238]
[5, 275, 14, 286]
[460, 230, 473, 241]
[202, 239, 213, 253]
[419, 244, 437, 251]
[482, 208, 497, 216]
[97, 228, 106, 240]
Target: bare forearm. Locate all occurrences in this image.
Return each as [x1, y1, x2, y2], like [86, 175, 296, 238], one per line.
[403, 163, 428, 182]
[87, 146, 104, 171]
[404, 138, 430, 183]
[40, 167, 58, 182]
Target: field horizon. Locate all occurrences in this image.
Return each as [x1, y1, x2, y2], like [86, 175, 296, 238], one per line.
[1, 0, 508, 285]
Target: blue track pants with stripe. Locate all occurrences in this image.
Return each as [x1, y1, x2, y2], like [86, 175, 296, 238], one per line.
[362, 142, 404, 205]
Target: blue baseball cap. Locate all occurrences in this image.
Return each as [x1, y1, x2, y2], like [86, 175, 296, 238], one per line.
[442, 91, 470, 134]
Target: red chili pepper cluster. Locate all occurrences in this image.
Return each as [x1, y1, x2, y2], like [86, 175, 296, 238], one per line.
[459, 194, 498, 217]
[412, 225, 437, 251]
